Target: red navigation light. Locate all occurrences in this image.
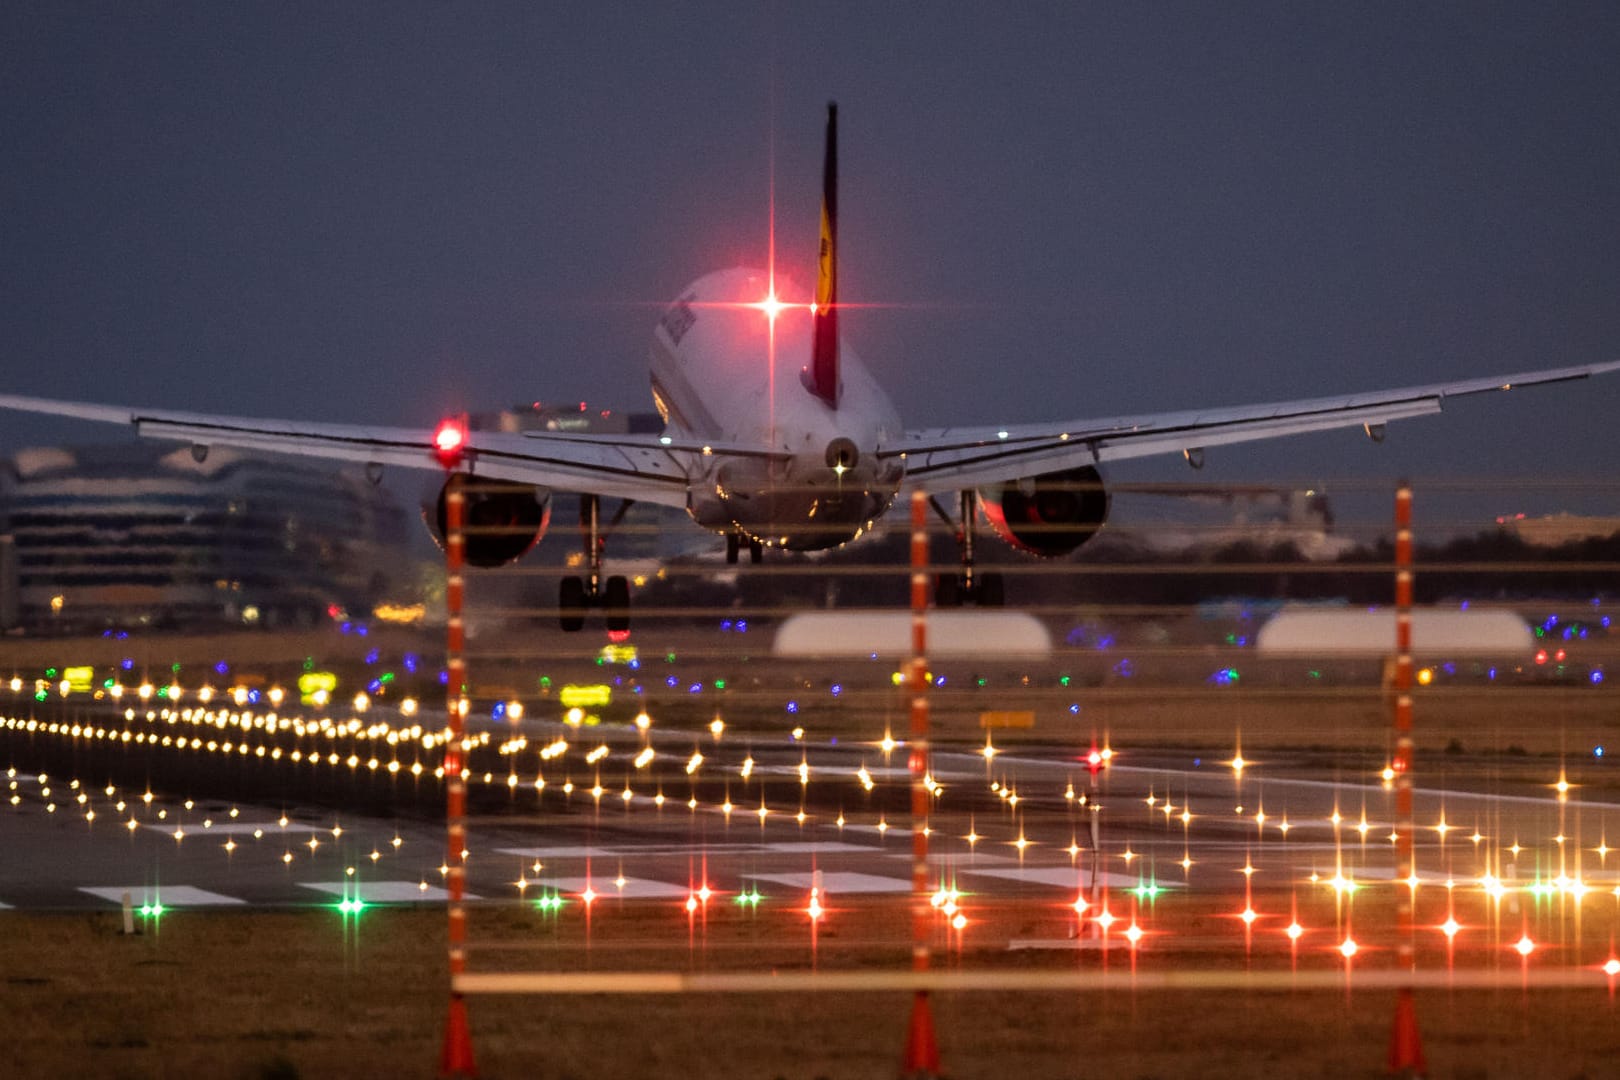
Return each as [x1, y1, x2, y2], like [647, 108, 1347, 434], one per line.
[433, 419, 467, 469]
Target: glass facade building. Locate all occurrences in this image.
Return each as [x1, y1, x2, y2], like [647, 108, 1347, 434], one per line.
[0, 442, 412, 631]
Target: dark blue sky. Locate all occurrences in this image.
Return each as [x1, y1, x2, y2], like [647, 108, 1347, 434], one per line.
[5, 4, 1619, 522]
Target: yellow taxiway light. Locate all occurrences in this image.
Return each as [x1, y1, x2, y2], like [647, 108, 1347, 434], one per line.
[559, 684, 612, 709]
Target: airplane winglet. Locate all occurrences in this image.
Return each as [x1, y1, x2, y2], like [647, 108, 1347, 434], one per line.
[804, 101, 841, 408]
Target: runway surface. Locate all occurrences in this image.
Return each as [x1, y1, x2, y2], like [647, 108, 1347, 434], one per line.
[6, 723, 1614, 916]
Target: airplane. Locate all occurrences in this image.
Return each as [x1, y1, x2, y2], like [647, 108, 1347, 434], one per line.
[2, 103, 1617, 633]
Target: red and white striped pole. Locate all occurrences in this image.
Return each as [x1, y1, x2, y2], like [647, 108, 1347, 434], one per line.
[900, 489, 940, 1078]
[1388, 482, 1425, 1076]
[440, 469, 477, 1077]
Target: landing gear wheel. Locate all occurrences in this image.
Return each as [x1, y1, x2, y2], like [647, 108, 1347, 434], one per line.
[931, 490, 999, 610]
[603, 575, 630, 634]
[749, 538, 764, 565]
[559, 576, 587, 633]
[977, 571, 1005, 608]
[725, 533, 740, 565]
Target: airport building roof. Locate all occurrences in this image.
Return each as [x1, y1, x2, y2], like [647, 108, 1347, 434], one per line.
[1256, 605, 1533, 657]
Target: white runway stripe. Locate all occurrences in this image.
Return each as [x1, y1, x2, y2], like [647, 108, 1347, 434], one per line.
[155, 822, 322, 835]
[759, 841, 882, 853]
[749, 871, 913, 894]
[1351, 866, 1503, 884]
[541, 876, 691, 900]
[80, 885, 246, 906]
[299, 880, 468, 902]
[495, 843, 759, 858]
[960, 866, 1158, 890]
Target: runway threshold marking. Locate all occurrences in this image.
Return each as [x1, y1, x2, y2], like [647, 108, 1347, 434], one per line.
[959, 866, 1162, 889]
[79, 885, 247, 907]
[298, 880, 470, 902]
[839, 824, 913, 837]
[760, 841, 887, 853]
[148, 822, 322, 835]
[493, 841, 901, 859]
[748, 871, 913, 894]
[540, 876, 691, 899]
[494, 843, 761, 858]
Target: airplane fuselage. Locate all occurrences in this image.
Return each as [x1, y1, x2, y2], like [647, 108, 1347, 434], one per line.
[650, 268, 904, 550]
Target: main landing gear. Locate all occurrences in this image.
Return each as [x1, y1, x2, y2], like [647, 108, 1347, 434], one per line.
[931, 490, 1004, 607]
[724, 531, 764, 565]
[559, 494, 633, 633]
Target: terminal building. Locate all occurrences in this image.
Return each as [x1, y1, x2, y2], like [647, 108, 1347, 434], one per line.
[0, 442, 414, 633]
[1494, 512, 1620, 547]
[0, 401, 767, 634]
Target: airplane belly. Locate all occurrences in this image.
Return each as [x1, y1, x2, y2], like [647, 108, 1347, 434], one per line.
[656, 268, 906, 551]
[700, 456, 899, 551]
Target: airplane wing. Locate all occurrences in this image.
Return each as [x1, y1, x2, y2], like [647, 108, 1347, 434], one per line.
[886, 360, 1620, 492]
[0, 393, 737, 509]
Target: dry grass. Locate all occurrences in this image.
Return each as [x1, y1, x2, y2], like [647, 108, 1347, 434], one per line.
[8, 626, 1620, 1075]
[6, 899, 1620, 1079]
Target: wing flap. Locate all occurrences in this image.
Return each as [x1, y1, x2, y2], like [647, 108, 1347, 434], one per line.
[891, 359, 1620, 491]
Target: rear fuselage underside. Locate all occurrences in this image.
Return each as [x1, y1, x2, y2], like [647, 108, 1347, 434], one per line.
[650, 268, 904, 550]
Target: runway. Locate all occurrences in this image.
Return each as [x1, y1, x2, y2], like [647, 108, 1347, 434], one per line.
[5, 720, 1613, 919]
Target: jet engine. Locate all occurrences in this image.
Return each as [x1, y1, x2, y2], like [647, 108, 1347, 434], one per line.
[429, 477, 550, 568]
[979, 465, 1109, 557]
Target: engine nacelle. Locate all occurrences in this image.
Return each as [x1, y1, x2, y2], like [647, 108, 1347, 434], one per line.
[979, 465, 1109, 557]
[429, 477, 550, 568]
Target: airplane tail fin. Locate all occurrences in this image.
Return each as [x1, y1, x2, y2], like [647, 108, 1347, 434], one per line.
[804, 102, 840, 407]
